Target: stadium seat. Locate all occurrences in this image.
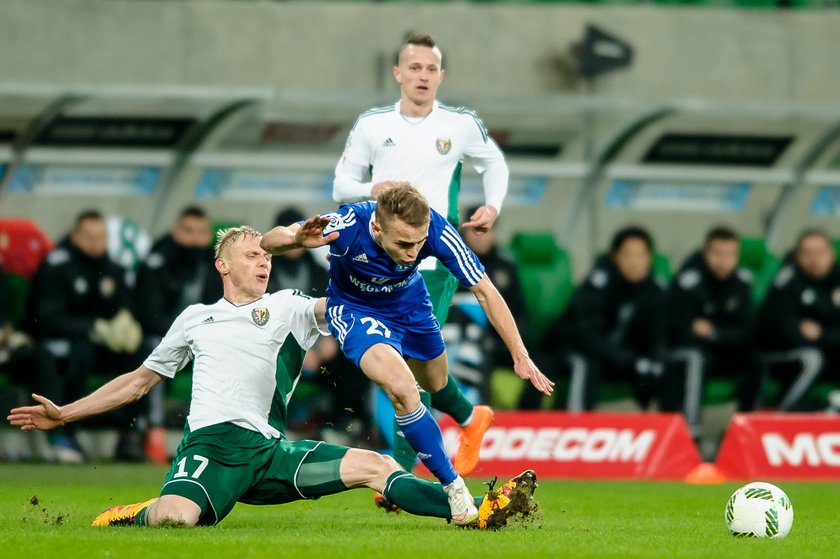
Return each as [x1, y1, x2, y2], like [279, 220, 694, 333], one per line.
[213, 220, 245, 241]
[2, 273, 30, 330]
[508, 232, 574, 346]
[738, 237, 782, 305]
[0, 218, 53, 280]
[652, 252, 672, 284]
[0, 274, 31, 401]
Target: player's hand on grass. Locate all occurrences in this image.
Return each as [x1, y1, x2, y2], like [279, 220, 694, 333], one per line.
[514, 357, 555, 396]
[7, 393, 64, 431]
[295, 216, 339, 248]
[462, 205, 498, 235]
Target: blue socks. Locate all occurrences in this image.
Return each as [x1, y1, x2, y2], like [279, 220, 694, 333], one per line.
[395, 404, 457, 486]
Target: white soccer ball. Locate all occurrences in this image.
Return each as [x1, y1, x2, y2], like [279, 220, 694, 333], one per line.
[724, 482, 794, 538]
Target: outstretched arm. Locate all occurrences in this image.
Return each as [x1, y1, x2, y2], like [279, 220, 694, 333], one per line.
[261, 216, 339, 256]
[7, 365, 162, 431]
[469, 275, 554, 396]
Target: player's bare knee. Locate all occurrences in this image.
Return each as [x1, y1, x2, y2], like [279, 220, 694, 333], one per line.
[369, 453, 401, 489]
[378, 453, 401, 474]
[341, 449, 395, 489]
[149, 496, 200, 527]
[387, 383, 421, 414]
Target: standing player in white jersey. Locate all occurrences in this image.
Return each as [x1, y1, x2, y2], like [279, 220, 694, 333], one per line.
[8, 226, 536, 528]
[334, 32, 509, 477]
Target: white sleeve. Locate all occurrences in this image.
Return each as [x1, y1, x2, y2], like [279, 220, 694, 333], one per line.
[276, 290, 326, 351]
[143, 312, 192, 378]
[333, 122, 374, 203]
[463, 121, 509, 214]
[480, 158, 509, 214]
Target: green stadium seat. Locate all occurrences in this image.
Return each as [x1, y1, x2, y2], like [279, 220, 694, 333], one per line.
[728, 0, 785, 7]
[213, 221, 245, 240]
[704, 378, 737, 406]
[508, 232, 574, 346]
[809, 380, 840, 410]
[2, 273, 31, 330]
[738, 237, 782, 305]
[652, 252, 672, 284]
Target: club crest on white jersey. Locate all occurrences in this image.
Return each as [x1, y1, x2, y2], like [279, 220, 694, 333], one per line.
[251, 307, 270, 326]
[435, 137, 452, 155]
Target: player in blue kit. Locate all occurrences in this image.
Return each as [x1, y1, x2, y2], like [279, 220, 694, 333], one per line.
[261, 184, 553, 525]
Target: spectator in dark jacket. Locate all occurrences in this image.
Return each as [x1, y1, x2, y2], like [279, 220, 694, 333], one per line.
[749, 228, 840, 411]
[667, 226, 755, 437]
[25, 210, 146, 461]
[134, 206, 219, 339]
[0, 265, 77, 461]
[550, 226, 670, 412]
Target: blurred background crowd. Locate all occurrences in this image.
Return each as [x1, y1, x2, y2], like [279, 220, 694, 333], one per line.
[2, 206, 838, 463]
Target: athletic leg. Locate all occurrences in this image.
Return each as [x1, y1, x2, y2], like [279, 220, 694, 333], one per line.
[360, 344, 456, 485]
[423, 269, 476, 426]
[93, 424, 277, 527]
[337, 448, 453, 518]
[423, 269, 493, 475]
[392, 390, 431, 472]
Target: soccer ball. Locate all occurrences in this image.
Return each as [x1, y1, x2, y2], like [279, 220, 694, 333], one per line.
[724, 482, 794, 538]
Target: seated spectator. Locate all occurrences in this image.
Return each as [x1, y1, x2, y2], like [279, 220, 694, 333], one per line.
[24, 210, 147, 461]
[1, 265, 81, 462]
[540, 226, 672, 413]
[269, 207, 371, 446]
[133, 206, 221, 463]
[748, 229, 840, 411]
[667, 226, 756, 439]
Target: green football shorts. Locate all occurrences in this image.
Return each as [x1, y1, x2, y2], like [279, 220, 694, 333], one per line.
[420, 266, 460, 326]
[159, 422, 349, 525]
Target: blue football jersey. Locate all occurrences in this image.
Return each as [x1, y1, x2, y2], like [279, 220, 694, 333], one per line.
[322, 201, 485, 314]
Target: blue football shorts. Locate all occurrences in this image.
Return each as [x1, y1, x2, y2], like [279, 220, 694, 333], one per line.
[325, 300, 446, 366]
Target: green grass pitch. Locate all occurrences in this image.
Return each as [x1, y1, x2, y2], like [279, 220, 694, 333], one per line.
[0, 463, 836, 559]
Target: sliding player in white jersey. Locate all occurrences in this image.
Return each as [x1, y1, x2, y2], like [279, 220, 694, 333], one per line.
[8, 226, 538, 528]
[334, 32, 509, 478]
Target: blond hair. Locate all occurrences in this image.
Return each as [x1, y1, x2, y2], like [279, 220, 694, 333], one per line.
[214, 225, 261, 259]
[375, 183, 430, 228]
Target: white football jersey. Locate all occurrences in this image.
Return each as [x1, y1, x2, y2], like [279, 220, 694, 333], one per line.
[334, 100, 508, 224]
[143, 289, 324, 439]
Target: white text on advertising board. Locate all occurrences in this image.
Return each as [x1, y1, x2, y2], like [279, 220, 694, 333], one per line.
[443, 427, 656, 462]
[762, 433, 840, 467]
